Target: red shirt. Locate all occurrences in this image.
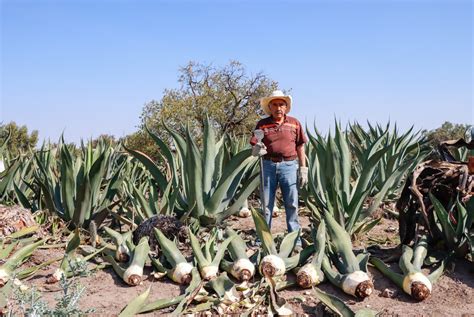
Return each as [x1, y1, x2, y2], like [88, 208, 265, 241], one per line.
[250, 115, 307, 158]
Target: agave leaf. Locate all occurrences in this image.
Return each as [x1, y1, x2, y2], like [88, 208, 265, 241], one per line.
[171, 268, 202, 316]
[123, 146, 168, 192]
[140, 295, 183, 314]
[5, 226, 39, 240]
[132, 184, 155, 219]
[312, 287, 355, 317]
[189, 229, 211, 268]
[356, 253, 370, 272]
[370, 257, 403, 289]
[211, 234, 235, 267]
[427, 256, 448, 284]
[13, 182, 33, 210]
[72, 174, 92, 228]
[284, 245, 314, 271]
[207, 272, 235, 298]
[145, 124, 178, 185]
[119, 286, 151, 317]
[216, 172, 259, 221]
[60, 144, 76, 220]
[205, 150, 254, 213]
[154, 228, 187, 267]
[399, 245, 416, 275]
[185, 125, 205, 217]
[251, 208, 277, 255]
[202, 117, 216, 198]
[0, 242, 18, 260]
[430, 193, 455, 249]
[324, 212, 359, 273]
[278, 230, 300, 258]
[2, 239, 44, 273]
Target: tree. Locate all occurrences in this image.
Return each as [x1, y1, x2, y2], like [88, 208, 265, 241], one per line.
[423, 121, 471, 147]
[140, 60, 279, 140]
[90, 134, 118, 148]
[0, 122, 39, 157]
[123, 130, 162, 161]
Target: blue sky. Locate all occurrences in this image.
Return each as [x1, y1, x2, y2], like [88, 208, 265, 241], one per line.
[1, 0, 472, 143]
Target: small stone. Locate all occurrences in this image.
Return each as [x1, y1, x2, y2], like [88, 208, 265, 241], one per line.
[304, 291, 311, 295]
[381, 288, 396, 298]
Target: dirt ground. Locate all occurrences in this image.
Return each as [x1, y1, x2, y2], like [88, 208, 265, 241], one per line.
[5, 209, 474, 316]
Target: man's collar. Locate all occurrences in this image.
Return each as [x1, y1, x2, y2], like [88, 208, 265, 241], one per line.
[270, 114, 288, 124]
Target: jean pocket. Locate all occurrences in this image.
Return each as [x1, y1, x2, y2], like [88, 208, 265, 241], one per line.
[283, 160, 298, 167]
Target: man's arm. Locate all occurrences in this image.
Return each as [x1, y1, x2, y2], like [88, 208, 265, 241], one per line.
[297, 144, 306, 167]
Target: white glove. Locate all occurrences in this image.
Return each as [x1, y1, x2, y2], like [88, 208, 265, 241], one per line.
[298, 166, 308, 188]
[252, 142, 267, 157]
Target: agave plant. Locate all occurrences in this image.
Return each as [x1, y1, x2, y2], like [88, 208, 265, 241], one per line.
[121, 156, 178, 222]
[151, 228, 194, 284]
[349, 121, 430, 200]
[188, 228, 235, 280]
[303, 121, 413, 235]
[251, 209, 312, 278]
[106, 236, 151, 286]
[371, 236, 447, 301]
[296, 221, 326, 288]
[430, 194, 474, 258]
[220, 228, 256, 282]
[0, 239, 44, 287]
[126, 118, 259, 224]
[322, 211, 373, 299]
[33, 138, 125, 229]
[0, 129, 23, 203]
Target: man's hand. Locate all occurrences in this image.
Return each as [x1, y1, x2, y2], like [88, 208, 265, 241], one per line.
[298, 166, 308, 188]
[252, 142, 267, 157]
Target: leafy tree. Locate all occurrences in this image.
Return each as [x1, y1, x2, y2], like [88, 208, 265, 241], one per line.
[0, 122, 39, 157]
[90, 134, 118, 148]
[422, 121, 471, 147]
[123, 130, 161, 161]
[140, 60, 279, 140]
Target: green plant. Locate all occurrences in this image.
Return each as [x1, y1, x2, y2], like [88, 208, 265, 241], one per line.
[430, 194, 474, 258]
[350, 121, 430, 199]
[321, 212, 373, 299]
[33, 138, 125, 229]
[252, 209, 311, 278]
[371, 236, 447, 301]
[303, 122, 410, 235]
[126, 118, 259, 224]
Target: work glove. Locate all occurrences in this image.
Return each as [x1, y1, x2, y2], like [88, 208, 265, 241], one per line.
[252, 142, 267, 157]
[298, 166, 308, 188]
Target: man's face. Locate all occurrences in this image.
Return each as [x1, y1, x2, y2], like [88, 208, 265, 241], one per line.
[269, 99, 287, 120]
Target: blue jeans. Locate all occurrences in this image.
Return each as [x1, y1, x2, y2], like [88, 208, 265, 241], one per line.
[260, 159, 301, 243]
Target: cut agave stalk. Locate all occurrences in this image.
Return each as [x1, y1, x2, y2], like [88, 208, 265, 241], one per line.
[321, 212, 373, 298]
[153, 228, 193, 284]
[296, 220, 326, 288]
[0, 239, 44, 287]
[47, 229, 81, 284]
[188, 228, 235, 280]
[221, 228, 255, 282]
[104, 226, 133, 262]
[251, 209, 308, 278]
[371, 235, 446, 301]
[106, 236, 150, 286]
[238, 199, 251, 218]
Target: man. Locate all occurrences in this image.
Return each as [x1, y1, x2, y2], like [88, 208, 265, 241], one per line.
[250, 90, 308, 244]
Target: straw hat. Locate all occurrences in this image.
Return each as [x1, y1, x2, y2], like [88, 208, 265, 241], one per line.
[260, 90, 292, 115]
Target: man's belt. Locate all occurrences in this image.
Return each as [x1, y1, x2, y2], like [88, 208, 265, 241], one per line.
[262, 155, 297, 162]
